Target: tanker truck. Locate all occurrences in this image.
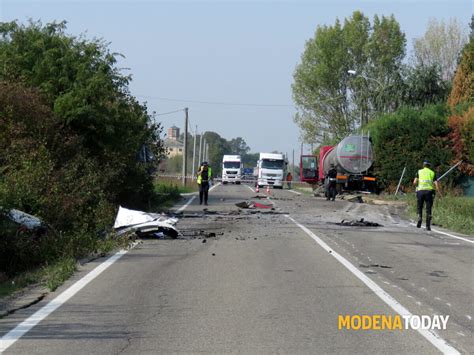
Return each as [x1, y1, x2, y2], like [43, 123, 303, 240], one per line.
[319, 135, 376, 192]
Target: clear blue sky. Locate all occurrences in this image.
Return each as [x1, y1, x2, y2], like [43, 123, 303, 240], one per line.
[1, 0, 471, 159]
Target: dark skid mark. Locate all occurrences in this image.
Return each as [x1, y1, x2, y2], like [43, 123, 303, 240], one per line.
[428, 270, 447, 278]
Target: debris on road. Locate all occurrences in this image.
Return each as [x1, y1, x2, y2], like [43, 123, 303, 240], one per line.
[339, 218, 383, 227]
[114, 206, 179, 238]
[338, 194, 364, 203]
[235, 201, 273, 209]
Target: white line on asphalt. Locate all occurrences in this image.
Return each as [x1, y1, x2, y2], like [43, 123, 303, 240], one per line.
[0, 183, 206, 353]
[246, 185, 255, 193]
[409, 223, 474, 244]
[287, 189, 301, 195]
[286, 215, 461, 355]
[176, 183, 221, 212]
[176, 196, 196, 212]
[0, 242, 138, 353]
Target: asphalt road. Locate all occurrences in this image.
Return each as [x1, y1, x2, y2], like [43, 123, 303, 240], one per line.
[0, 183, 472, 354]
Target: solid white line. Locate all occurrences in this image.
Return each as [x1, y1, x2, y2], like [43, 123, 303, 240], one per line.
[409, 223, 474, 244]
[287, 189, 301, 195]
[0, 243, 138, 353]
[1, 183, 207, 353]
[176, 196, 196, 212]
[286, 215, 460, 355]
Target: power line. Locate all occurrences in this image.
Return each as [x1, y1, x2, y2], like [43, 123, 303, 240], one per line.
[137, 95, 294, 108]
[155, 108, 185, 116]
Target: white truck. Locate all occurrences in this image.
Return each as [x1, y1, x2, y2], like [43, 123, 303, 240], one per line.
[255, 153, 286, 189]
[222, 155, 242, 184]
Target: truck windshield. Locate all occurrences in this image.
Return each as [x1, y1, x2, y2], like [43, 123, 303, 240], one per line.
[261, 159, 284, 169]
[224, 162, 240, 169]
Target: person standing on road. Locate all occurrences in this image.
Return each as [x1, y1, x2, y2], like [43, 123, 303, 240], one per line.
[286, 172, 293, 189]
[197, 161, 212, 206]
[326, 164, 338, 201]
[413, 160, 441, 231]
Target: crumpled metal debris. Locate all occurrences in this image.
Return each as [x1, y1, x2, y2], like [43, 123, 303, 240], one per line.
[114, 206, 179, 238]
[6, 209, 43, 230]
[235, 201, 272, 209]
[339, 218, 382, 227]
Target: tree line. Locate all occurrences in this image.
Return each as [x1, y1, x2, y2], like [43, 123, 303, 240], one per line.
[0, 21, 164, 275]
[292, 12, 473, 188]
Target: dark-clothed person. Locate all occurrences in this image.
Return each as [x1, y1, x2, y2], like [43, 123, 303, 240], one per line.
[197, 162, 212, 205]
[326, 164, 338, 201]
[286, 172, 293, 189]
[413, 160, 441, 231]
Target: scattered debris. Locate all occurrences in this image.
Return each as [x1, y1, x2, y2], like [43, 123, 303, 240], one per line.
[339, 218, 383, 227]
[235, 201, 273, 209]
[338, 195, 364, 203]
[114, 206, 179, 238]
[7, 209, 43, 230]
[202, 239, 207, 243]
[212, 253, 216, 256]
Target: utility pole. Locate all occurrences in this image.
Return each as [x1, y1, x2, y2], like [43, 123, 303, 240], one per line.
[198, 134, 203, 168]
[192, 125, 197, 178]
[182, 107, 188, 186]
[203, 139, 207, 161]
[292, 149, 295, 175]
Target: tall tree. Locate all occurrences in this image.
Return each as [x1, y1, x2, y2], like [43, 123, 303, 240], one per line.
[292, 11, 406, 143]
[0, 20, 164, 207]
[413, 18, 468, 82]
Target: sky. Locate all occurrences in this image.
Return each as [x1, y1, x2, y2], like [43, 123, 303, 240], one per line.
[1, 0, 471, 159]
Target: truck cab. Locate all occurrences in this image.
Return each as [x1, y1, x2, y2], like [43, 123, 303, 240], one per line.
[256, 153, 286, 188]
[222, 155, 242, 184]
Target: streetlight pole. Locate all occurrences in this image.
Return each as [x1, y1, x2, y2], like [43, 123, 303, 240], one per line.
[348, 69, 385, 126]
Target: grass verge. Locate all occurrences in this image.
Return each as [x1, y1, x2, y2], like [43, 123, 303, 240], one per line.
[379, 193, 473, 235]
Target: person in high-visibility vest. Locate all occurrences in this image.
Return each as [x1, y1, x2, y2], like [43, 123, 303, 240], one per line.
[413, 160, 441, 231]
[197, 161, 212, 205]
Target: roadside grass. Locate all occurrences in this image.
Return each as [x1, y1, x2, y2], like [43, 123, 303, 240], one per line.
[0, 257, 76, 298]
[152, 177, 198, 210]
[379, 193, 473, 235]
[292, 183, 315, 196]
[0, 234, 131, 299]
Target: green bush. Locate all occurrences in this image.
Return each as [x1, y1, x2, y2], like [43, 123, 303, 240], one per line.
[368, 104, 453, 189]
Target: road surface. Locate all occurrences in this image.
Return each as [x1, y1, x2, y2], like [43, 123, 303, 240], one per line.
[0, 183, 472, 354]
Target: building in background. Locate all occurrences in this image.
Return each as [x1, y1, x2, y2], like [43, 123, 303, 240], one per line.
[164, 125, 184, 157]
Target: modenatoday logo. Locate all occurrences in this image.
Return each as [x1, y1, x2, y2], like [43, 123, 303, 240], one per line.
[338, 315, 449, 330]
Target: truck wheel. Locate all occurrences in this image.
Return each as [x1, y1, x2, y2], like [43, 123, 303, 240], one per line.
[236, 181, 241, 185]
[223, 181, 228, 185]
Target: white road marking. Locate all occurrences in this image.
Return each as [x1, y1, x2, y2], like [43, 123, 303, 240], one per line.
[446, 303, 452, 307]
[435, 297, 442, 301]
[176, 196, 196, 212]
[0, 242, 138, 353]
[0, 184, 205, 353]
[466, 315, 472, 320]
[409, 223, 474, 244]
[287, 215, 461, 355]
[287, 189, 301, 195]
[246, 185, 255, 193]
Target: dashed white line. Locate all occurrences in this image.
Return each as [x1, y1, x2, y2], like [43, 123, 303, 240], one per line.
[287, 215, 460, 355]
